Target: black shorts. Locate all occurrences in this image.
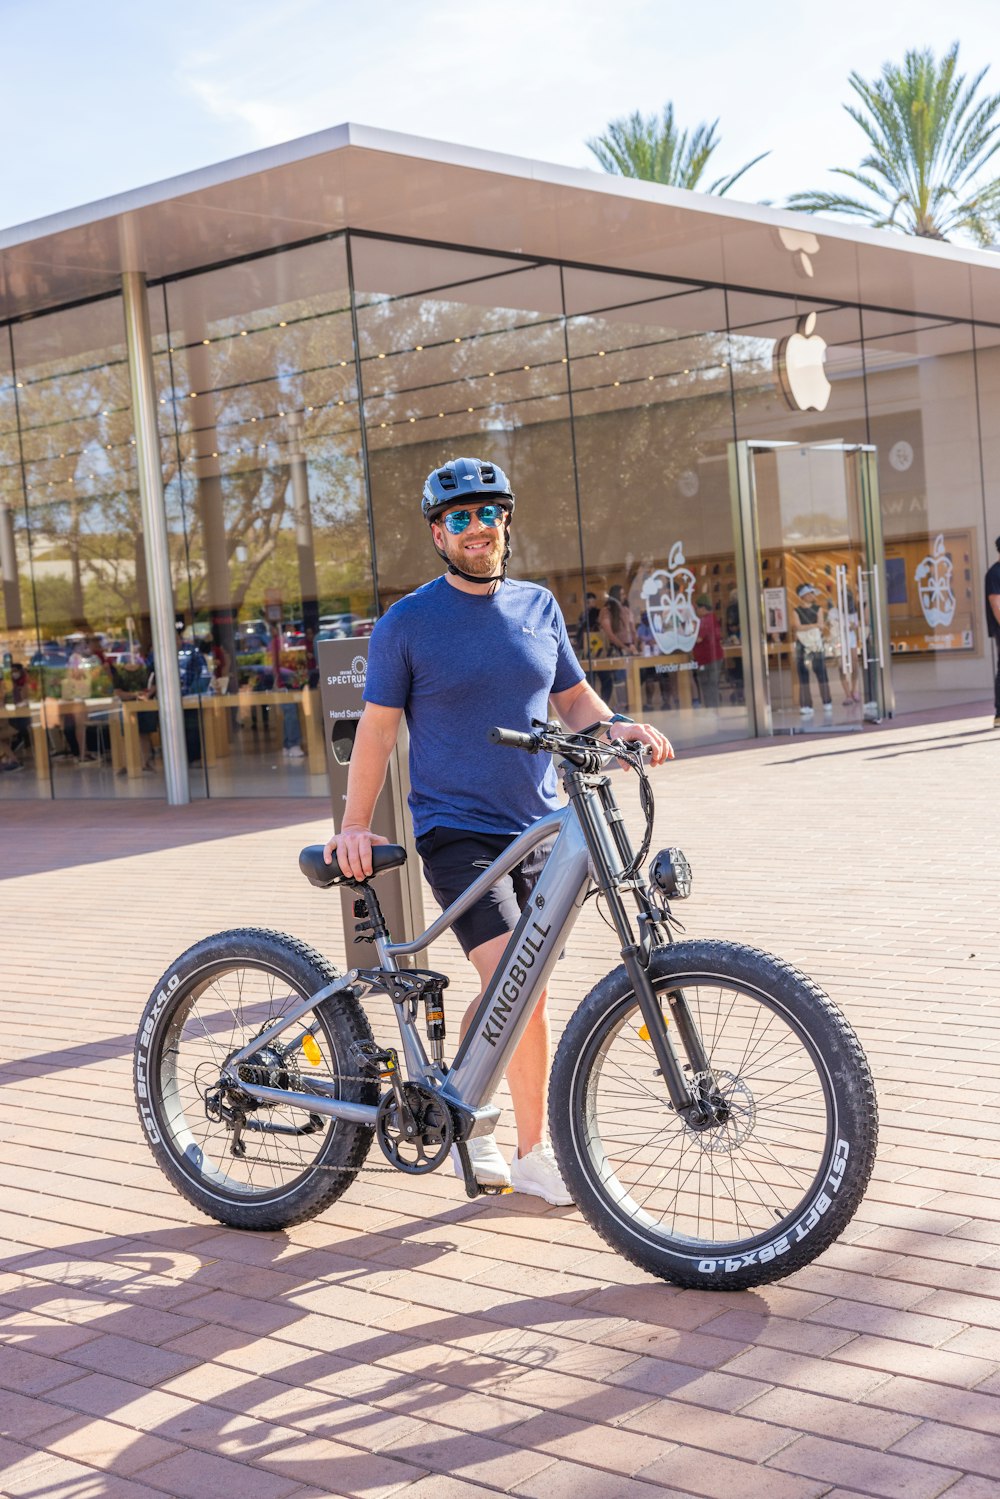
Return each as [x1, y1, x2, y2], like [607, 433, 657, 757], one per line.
[415, 826, 552, 957]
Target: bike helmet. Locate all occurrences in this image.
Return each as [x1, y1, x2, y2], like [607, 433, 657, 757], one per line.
[421, 457, 515, 524]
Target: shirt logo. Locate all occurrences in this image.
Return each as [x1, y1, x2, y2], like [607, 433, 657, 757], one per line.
[522, 626, 536, 637]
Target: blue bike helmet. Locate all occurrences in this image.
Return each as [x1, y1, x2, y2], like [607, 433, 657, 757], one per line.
[421, 457, 515, 524]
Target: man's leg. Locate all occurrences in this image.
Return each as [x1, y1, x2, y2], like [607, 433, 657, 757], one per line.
[459, 932, 549, 1158]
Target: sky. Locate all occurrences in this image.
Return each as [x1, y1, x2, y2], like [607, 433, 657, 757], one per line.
[4, 0, 1000, 230]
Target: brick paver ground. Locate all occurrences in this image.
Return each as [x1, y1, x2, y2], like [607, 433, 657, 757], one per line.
[1, 703, 999, 1499]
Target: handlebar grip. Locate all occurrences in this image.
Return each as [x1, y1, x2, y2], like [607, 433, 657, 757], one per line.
[488, 726, 538, 751]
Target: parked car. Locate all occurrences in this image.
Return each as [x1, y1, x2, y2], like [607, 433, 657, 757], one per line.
[30, 647, 71, 668]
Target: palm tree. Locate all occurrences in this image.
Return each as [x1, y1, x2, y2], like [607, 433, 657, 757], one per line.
[587, 104, 767, 196]
[788, 43, 1000, 242]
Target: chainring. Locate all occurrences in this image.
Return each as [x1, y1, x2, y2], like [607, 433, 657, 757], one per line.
[375, 1083, 454, 1174]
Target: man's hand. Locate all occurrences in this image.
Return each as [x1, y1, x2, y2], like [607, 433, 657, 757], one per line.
[608, 720, 674, 766]
[323, 826, 390, 881]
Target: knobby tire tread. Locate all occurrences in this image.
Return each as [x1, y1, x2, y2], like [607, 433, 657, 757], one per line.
[550, 938, 878, 1290]
[135, 926, 377, 1232]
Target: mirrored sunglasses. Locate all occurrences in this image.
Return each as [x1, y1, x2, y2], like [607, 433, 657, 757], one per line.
[441, 503, 506, 535]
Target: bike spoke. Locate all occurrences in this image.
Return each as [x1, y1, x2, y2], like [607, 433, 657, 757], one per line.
[582, 979, 830, 1247]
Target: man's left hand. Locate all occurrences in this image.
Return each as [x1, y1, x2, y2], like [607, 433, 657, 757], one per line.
[608, 720, 674, 766]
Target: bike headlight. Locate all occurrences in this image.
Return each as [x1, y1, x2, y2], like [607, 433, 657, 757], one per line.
[649, 847, 692, 900]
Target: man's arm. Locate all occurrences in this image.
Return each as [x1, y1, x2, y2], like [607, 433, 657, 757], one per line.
[322, 702, 404, 879]
[550, 678, 673, 765]
[989, 592, 1000, 630]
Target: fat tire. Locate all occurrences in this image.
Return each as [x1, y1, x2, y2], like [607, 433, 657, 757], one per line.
[135, 927, 377, 1231]
[549, 938, 877, 1290]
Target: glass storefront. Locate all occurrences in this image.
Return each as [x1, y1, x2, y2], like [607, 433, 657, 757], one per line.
[566, 272, 747, 747]
[0, 230, 996, 801]
[157, 236, 371, 798]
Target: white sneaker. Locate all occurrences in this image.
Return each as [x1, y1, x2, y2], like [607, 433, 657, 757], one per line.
[451, 1134, 510, 1188]
[799, 705, 814, 717]
[510, 1142, 573, 1206]
[823, 702, 833, 714]
[282, 745, 305, 759]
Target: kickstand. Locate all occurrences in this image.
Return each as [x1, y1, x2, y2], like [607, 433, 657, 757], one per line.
[455, 1141, 510, 1199]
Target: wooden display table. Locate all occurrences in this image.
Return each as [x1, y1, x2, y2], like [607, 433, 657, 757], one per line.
[117, 688, 325, 778]
[590, 654, 697, 711]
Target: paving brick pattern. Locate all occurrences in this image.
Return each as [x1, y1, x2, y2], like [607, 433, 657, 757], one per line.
[1, 704, 998, 1498]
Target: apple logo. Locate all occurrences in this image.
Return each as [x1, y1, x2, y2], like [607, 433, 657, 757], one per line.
[775, 312, 832, 413]
[915, 533, 956, 628]
[640, 542, 700, 654]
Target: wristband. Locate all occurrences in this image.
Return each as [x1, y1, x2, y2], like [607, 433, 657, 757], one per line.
[608, 713, 635, 725]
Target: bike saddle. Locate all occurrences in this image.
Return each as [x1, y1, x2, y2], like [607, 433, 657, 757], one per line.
[299, 843, 407, 889]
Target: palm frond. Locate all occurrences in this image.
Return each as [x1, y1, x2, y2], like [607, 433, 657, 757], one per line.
[587, 103, 765, 196]
[789, 42, 1000, 243]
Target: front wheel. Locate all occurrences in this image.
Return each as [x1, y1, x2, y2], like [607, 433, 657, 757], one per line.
[134, 928, 378, 1230]
[549, 939, 877, 1290]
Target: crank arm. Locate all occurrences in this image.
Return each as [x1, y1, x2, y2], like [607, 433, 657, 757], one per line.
[453, 1141, 511, 1199]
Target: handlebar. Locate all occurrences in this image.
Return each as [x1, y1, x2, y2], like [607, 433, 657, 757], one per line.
[489, 721, 651, 767]
[488, 726, 539, 752]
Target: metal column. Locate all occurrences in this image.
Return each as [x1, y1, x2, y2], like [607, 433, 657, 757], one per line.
[121, 270, 189, 805]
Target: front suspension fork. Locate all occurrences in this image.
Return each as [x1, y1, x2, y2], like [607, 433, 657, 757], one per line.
[621, 949, 715, 1122]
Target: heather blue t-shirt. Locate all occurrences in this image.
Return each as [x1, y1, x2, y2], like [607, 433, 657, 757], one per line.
[364, 576, 584, 838]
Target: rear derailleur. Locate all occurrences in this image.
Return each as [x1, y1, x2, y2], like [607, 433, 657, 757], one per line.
[206, 1032, 325, 1158]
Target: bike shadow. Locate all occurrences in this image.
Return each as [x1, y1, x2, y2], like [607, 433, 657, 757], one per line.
[1, 1211, 774, 1489]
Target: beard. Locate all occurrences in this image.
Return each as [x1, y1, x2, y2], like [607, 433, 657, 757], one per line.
[442, 525, 505, 577]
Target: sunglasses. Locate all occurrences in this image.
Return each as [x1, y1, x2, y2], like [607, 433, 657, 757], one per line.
[441, 503, 506, 535]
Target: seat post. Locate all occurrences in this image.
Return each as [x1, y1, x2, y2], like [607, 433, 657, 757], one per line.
[361, 883, 390, 943]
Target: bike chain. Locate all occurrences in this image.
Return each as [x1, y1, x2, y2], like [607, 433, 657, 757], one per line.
[226, 1064, 421, 1175]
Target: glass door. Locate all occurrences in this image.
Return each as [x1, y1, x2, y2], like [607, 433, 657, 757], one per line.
[731, 442, 893, 735]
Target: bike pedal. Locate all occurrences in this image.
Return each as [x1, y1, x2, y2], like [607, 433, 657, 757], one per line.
[477, 1183, 513, 1196]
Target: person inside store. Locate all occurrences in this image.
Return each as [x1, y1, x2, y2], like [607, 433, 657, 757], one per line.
[793, 582, 833, 719]
[987, 535, 1000, 728]
[599, 583, 637, 711]
[208, 625, 231, 695]
[7, 661, 31, 758]
[693, 595, 724, 708]
[62, 637, 97, 763]
[176, 623, 209, 764]
[264, 620, 304, 760]
[322, 457, 672, 1202]
[825, 588, 861, 705]
[100, 637, 158, 775]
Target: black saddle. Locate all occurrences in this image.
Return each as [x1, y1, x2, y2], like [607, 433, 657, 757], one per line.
[299, 843, 407, 889]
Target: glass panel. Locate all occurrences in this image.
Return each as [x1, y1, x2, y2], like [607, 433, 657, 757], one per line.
[161, 237, 370, 797]
[863, 312, 987, 714]
[747, 444, 881, 731]
[565, 270, 745, 747]
[0, 330, 44, 799]
[11, 296, 162, 799]
[974, 324, 1000, 715]
[727, 292, 871, 730]
[352, 238, 579, 633]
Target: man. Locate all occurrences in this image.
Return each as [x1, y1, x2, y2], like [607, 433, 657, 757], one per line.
[693, 595, 724, 708]
[793, 582, 832, 718]
[987, 535, 1000, 728]
[324, 457, 672, 1203]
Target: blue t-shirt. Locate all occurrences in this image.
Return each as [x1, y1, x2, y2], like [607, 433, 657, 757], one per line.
[364, 576, 584, 838]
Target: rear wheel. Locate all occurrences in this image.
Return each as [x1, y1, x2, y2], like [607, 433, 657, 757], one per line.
[134, 928, 377, 1230]
[550, 939, 877, 1289]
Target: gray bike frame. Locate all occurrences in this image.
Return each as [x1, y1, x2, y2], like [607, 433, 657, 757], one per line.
[227, 797, 614, 1136]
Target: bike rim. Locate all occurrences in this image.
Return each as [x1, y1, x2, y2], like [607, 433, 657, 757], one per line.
[573, 973, 837, 1256]
[150, 959, 344, 1201]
